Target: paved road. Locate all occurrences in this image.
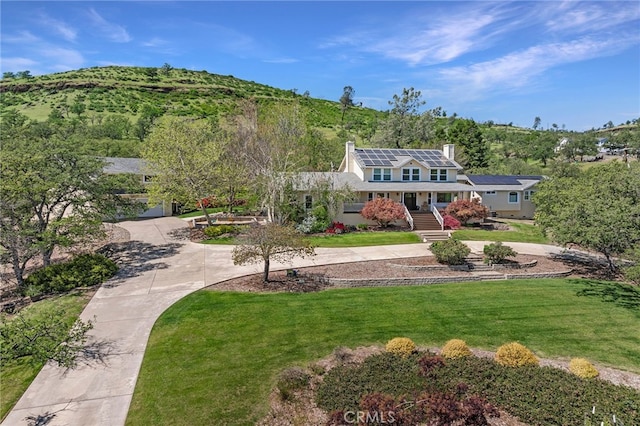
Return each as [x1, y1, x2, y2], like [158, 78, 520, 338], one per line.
[2, 217, 566, 426]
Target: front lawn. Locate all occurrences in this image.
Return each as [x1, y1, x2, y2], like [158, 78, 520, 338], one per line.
[453, 221, 549, 244]
[202, 231, 421, 247]
[126, 278, 640, 425]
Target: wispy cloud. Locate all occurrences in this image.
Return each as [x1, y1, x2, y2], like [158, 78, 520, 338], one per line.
[321, 3, 518, 66]
[263, 58, 298, 64]
[2, 31, 41, 44]
[38, 47, 85, 71]
[0, 57, 39, 71]
[141, 37, 167, 48]
[544, 1, 640, 33]
[87, 8, 131, 43]
[37, 12, 77, 42]
[439, 34, 639, 100]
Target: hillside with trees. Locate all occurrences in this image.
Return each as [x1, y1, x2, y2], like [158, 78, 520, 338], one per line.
[1, 65, 639, 174]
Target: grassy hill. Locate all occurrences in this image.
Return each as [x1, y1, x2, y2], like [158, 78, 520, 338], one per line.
[0, 65, 384, 137]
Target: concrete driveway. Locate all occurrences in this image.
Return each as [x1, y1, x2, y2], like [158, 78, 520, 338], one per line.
[3, 217, 572, 425]
[2, 217, 431, 426]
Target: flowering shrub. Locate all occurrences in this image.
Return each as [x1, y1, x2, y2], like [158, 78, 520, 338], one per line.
[360, 198, 405, 227]
[441, 339, 472, 359]
[444, 199, 490, 224]
[569, 358, 599, 379]
[442, 214, 461, 230]
[495, 342, 539, 367]
[385, 337, 416, 357]
[326, 222, 346, 234]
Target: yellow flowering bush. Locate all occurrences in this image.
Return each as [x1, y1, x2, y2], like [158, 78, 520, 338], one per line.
[385, 337, 416, 357]
[495, 342, 539, 367]
[569, 358, 599, 379]
[441, 339, 472, 359]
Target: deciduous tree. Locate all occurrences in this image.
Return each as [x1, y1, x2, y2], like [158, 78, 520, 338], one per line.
[534, 161, 640, 271]
[143, 116, 229, 224]
[339, 86, 355, 124]
[360, 198, 405, 228]
[444, 199, 489, 225]
[0, 113, 138, 286]
[232, 223, 315, 282]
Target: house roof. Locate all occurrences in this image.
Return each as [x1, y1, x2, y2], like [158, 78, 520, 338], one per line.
[101, 157, 151, 175]
[353, 148, 461, 169]
[466, 175, 543, 191]
[295, 172, 472, 193]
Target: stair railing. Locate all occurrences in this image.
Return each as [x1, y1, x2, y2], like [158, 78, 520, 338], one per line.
[430, 204, 444, 231]
[403, 205, 414, 230]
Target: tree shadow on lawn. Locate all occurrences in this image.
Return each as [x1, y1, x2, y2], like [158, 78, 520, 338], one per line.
[571, 279, 640, 314]
[97, 240, 183, 286]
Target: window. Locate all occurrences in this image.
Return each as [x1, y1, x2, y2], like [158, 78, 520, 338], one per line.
[430, 169, 448, 181]
[508, 192, 519, 203]
[484, 191, 496, 195]
[368, 192, 374, 201]
[143, 175, 153, 183]
[373, 168, 391, 181]
[436, 193, 453, 203]
[377, 192, 389, 199]
[524, 190, 535, 201]
[304, 195, 313, 209]
[402, 168, 420, 181]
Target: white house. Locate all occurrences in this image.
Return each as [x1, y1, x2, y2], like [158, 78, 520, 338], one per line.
[296, 142, 544, 229]
[465, 175, 543, 219]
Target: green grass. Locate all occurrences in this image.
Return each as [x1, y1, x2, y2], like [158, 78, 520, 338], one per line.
[1, 292, 91, 420]
[453, 221, 549, 244]
[201, 231, 422, 247]
[308, 231, 421, 247]
[126, 279, 640, 425]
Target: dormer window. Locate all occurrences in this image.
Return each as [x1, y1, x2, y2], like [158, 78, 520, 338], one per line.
[373, 168, 391, 181]
[402, 168, 420, 181]
[430, 169, 447, 181]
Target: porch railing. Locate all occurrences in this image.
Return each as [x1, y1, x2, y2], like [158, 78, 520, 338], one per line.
[430, 204, 444, 231]
[404, 205, 414, 230]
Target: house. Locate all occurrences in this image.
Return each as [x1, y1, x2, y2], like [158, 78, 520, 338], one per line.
[465, 175, 544, 219]
[101, 157, 174, 218]
[296, 142, 543, 230]
[297, 142, 474, 230]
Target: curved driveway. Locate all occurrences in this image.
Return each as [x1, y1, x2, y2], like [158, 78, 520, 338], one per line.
[3, 217, 565, 426]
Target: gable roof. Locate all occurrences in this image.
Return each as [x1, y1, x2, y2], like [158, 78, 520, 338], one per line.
[101, 157, 150, 175]
[353, 148, 460, 169]
[467, 175, 543, 191]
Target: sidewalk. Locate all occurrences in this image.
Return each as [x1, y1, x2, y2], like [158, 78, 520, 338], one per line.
[2, 218, 565, 425]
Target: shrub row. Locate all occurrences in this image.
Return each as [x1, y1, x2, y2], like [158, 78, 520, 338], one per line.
[316, 349, 639, 425]
[430, 240, 518, 265]
[21, 254, 118, 298]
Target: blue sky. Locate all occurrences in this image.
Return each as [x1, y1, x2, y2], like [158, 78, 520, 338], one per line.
[1, 1, 639, 131]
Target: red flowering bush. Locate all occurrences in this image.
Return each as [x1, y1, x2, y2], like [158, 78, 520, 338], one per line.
[444, 199, 489, 225]
[360, 198, 405, 227]
[442, 214, 461, 230]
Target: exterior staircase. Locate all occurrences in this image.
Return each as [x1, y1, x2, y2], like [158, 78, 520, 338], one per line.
[410, 211, 450, 242]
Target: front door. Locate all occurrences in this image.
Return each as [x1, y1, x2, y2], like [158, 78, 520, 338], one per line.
[403, 192, 417, 211]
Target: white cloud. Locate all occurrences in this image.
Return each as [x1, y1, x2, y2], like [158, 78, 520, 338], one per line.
[439, 34, 639, 100]
[263, 58, 299, 64]
[87, 8, 131, 43]
[38, 13, 77, 42]
[38, 47, 85, 71]
[0, 57, 39, 72]
[2, 31, 41, 44]
[141, 37, 167, 48]
[544, 1, 640, 33]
